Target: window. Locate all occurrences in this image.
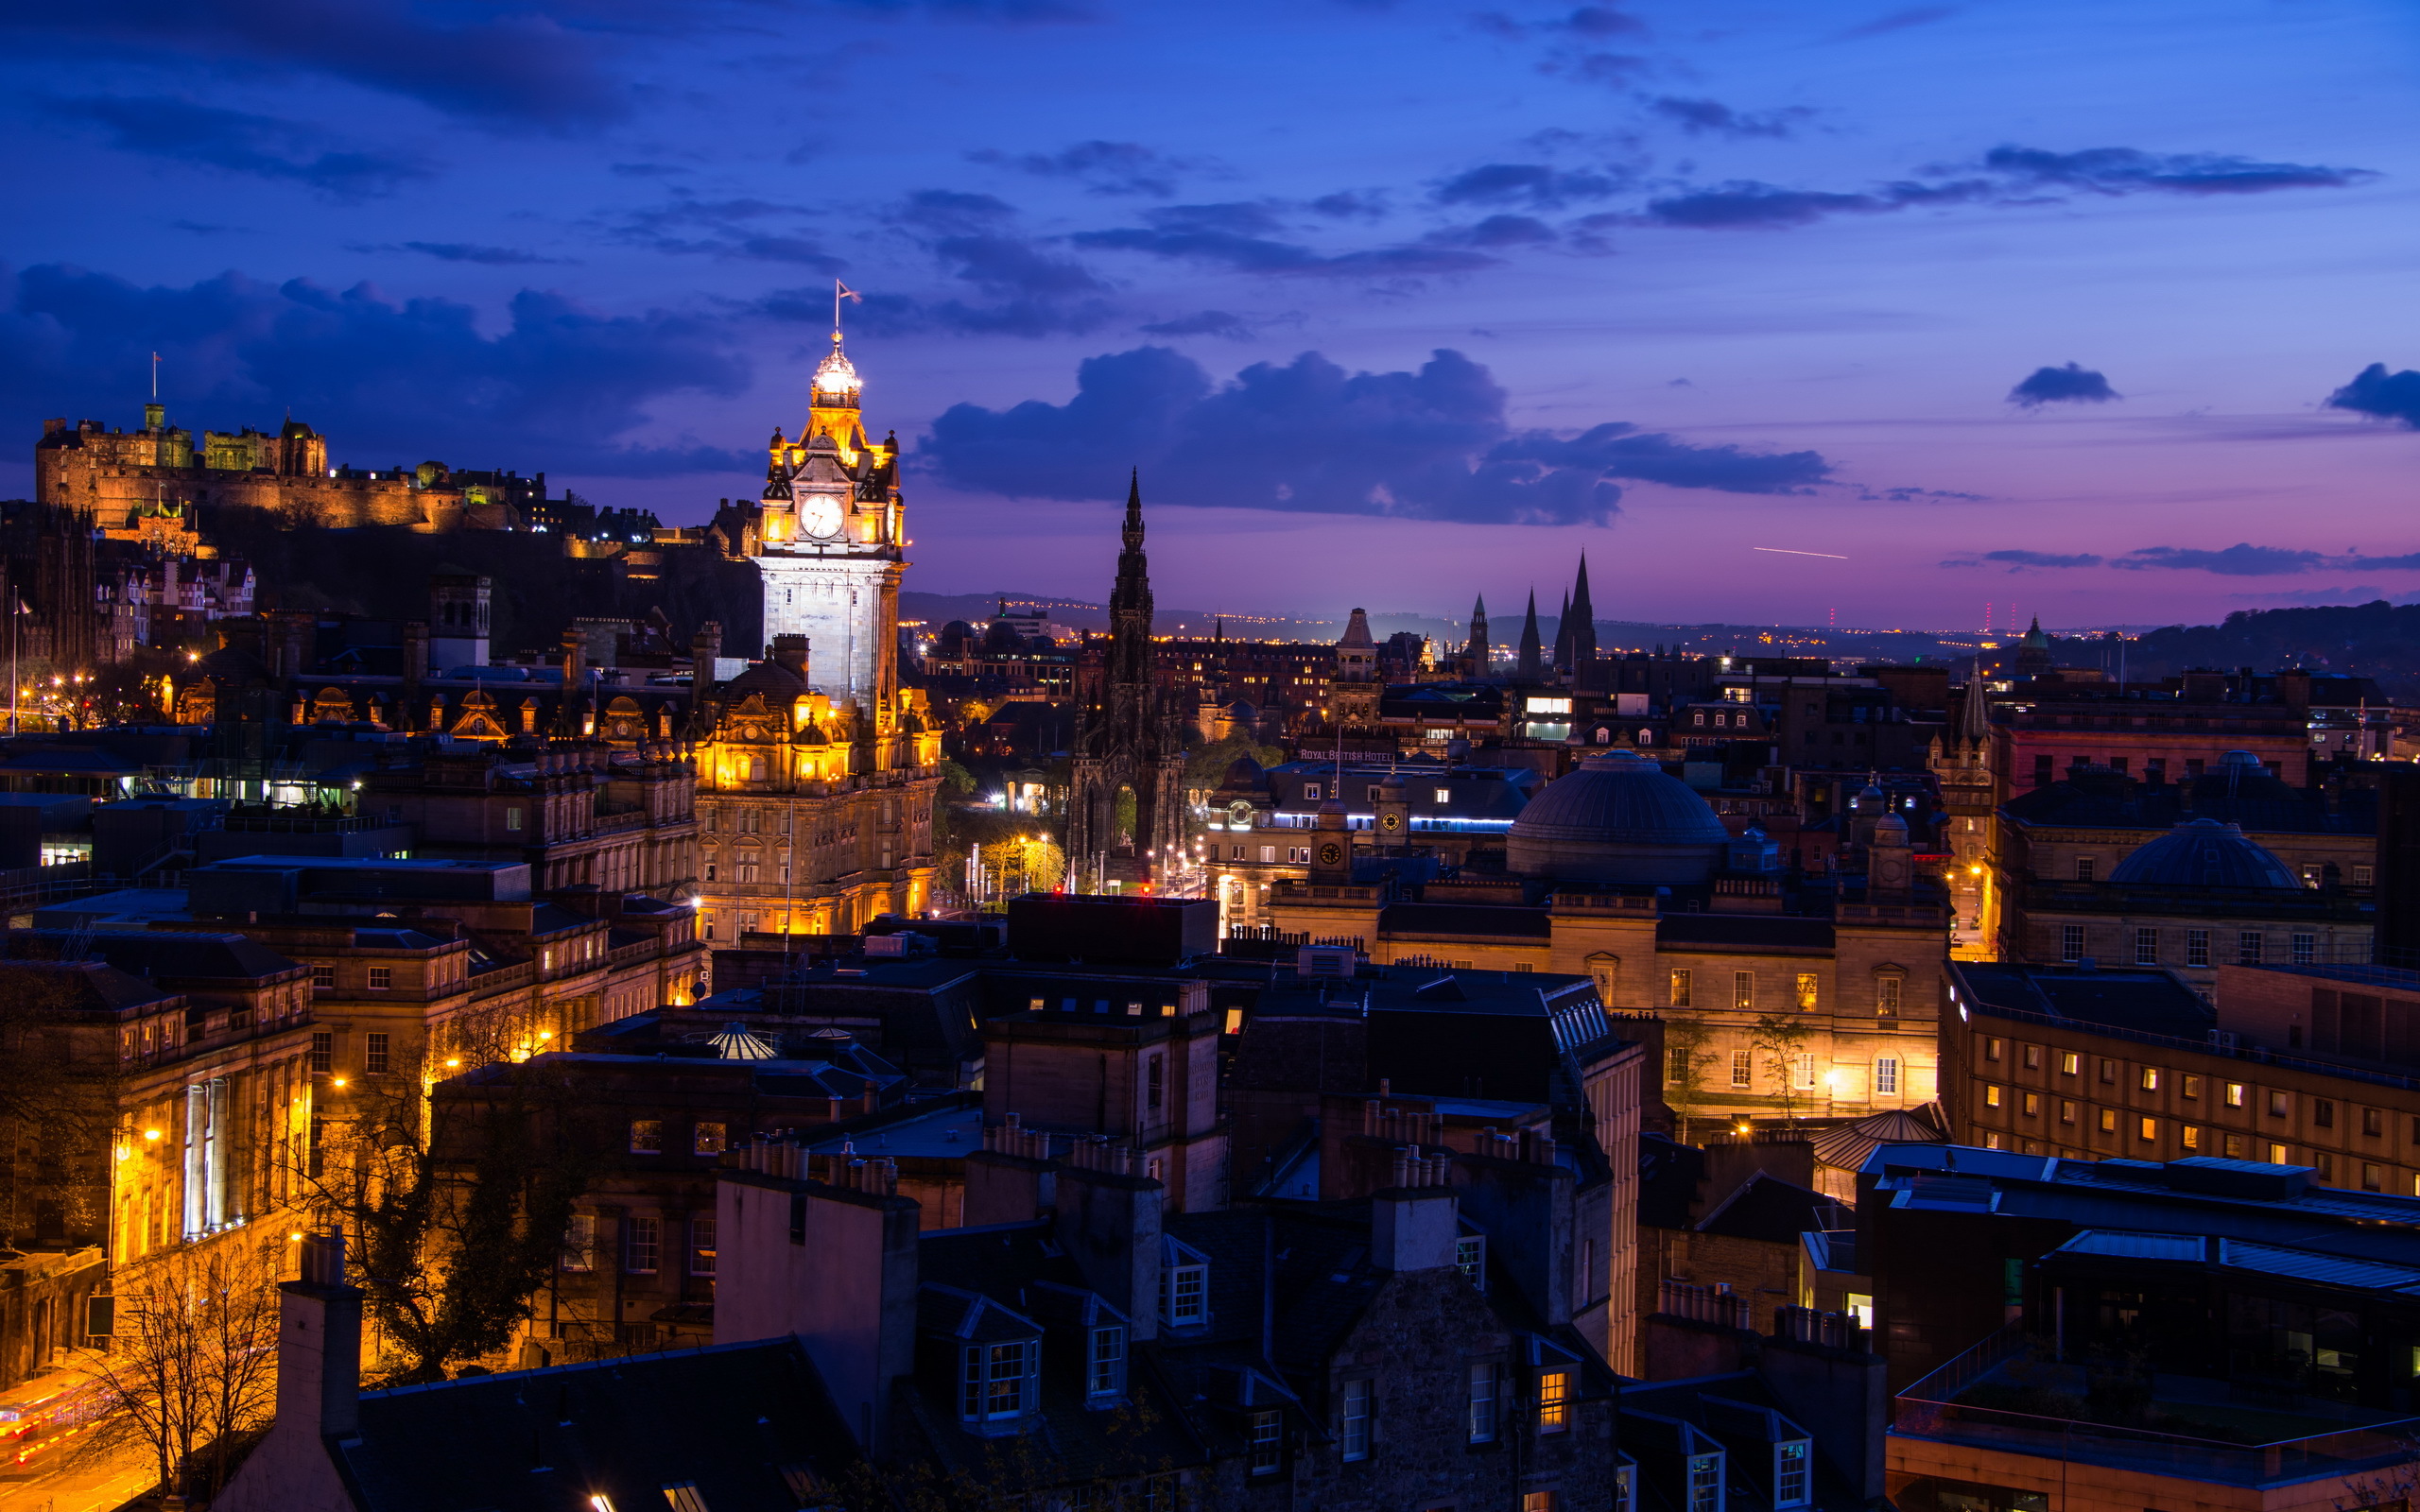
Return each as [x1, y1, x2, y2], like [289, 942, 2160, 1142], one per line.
[1877, 977, 1901, 1017]
[1667, 1046, 1693, 1086]
[1616, 1466, 1635, 1512]
[1794, 973, 1818, 1011]
[561, 1213, 595, 1271]
[1875, 1057, 1900, 1095]
[363, 1032, 389, 1074]
[1456, 1234, 1487, 1288]
[310, 965, 335, 990]
[1983, 1131, 2004, 1150]
[1730, 1050, 1753, 1089]
[1340, 1377, 1371, 1461]
[2354, 865, 2375, 886]
[2022, 1092, 2040, 1118]
[505, 804, 523, 832]
[2060, 1052, 2080, 1076]
[2075, 857, 2096, 882]
[2140, 1067, 2160, 1092]
[1790, 1055, 1816, 1091]
[1525, 1495, 1558, 1512]
[2363, 1162, 2384, 1193]
[309, 1032, 333, 1074]
[2060, 925, 2085, 962]
[2135, 928, 2158, 966]
[362, 966, 392, 992]
[2239, 931, 2264, 966]
[2364, 1107, 2384, 1138]
[2059, 1100, 2077, 1125]
[690, 1215, 717, 1275]
[2099, 1058, 2117, 1084]
[1088, 1326, 1126, 1400]
[1984, 1084, 2002, 1108]
[2269, 1091, 2290, 1118]
[1304, 783, 1322, 801]
[664, 1483, 708, 1512]
[2182, 1125, 2201, 1150]
[2181, 1074, 2202, 1100]
[1984, 1038, 2003, 1063]
[2022, 1044, 2042, 1071]
[1687, 1452, 1724, 1512]
[1774, 1441, 1810, 1508]
[2226, 1081, 2246, 1108]
[626, 1215, 660, 1273]
[2098, 1108, 2118, 1134]
[1165, 1263, 1206, 1326]
[962, 1340, 1036, 1422]
[2269, 1143, 2290, 1164]
[1467, 1362, 1499, 1443]
[1733, 971, 1754, 1010]
[2138, 1116, 2158, 1143]
[1538, 1369, 1569, 1433]
[2314, 1098, 2335, 1128]
[1250, 1408, 1282, 1474]
[694, 1122, 726, 1156]
[1670, 970, 1692, 1008]
[1436, 787, 1452, 803]
[2187, 929, 2210, 968]
[1146, 1055, 1165, 1111]
[630, 1119, 664, 1154]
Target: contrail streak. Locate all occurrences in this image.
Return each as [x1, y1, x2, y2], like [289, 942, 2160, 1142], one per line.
[1751, 546, 1849, 559]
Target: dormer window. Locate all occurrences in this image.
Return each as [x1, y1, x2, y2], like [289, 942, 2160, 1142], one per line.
[1456, 1234, 1487, 1291]
[1165, 1262, 1206, 1326]
[1304, 783, 1322, 801]
[1688, 1451, 1725, 1512]
[960, 1339, 1038, 1422]
[1773, 1440, 1809, 1507]
[1087, 1325, 1126, 1400]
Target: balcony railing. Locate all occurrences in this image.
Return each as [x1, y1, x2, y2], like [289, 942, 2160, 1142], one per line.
[1894, 1332, 2420, 1487]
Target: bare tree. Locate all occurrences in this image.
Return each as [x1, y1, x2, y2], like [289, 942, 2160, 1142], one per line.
[301, 1002, 601, 1383]
[1750, 1013, 1815, 1124]
[80, 1233, 284, 1502]
[1660, 1016, 1717, 1125]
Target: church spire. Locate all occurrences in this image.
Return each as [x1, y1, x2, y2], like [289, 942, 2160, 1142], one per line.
[1517, 590, 1543, 682]
[1463, 593, 1489, 677]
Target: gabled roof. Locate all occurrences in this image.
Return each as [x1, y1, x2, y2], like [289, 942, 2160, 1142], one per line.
[336, 1338, 859, 1512]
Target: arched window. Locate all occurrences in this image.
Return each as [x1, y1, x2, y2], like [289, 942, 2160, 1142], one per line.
[1637, 729, 1653, 746]
[747, 755, 769, 782]
[1594, 727, 1611, 745]
[1692, 710, 1706, 727]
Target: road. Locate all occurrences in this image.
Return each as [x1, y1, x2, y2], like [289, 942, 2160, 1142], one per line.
[0, 1356, 154, 1512]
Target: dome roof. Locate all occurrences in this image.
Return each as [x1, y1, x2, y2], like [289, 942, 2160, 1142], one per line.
[1218, 753, 1265, 792]
[2108, 817, 2300, 890]
[1507, 751, 1729, 884]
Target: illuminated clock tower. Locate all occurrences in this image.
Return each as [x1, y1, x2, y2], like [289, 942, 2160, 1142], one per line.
[754, 326, 905, 720]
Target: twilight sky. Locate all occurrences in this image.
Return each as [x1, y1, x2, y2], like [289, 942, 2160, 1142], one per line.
[3, 0, 2417, 632]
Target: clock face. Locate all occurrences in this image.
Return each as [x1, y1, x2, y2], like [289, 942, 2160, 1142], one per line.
[1227, 801, 1253, 831]
[801, 498, 844, 540]
[1318, 842, 1342, 866]
[1381, 813, 1401, 832]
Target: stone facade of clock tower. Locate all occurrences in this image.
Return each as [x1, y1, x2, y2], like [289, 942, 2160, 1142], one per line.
[754, 335, 905, 717]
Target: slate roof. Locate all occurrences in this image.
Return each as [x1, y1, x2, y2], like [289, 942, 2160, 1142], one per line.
[1379, 902, 1552, 940]
[1696, 1171, 1848, 1245]
[1952, 960, 2214, 1039]
[3, 928, 303, 985]
[335, 1337, 861, 1512]
[1657, 916, 1837, 952]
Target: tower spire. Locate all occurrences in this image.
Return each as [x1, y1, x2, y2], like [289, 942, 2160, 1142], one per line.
[1517, 590, 1543, 682]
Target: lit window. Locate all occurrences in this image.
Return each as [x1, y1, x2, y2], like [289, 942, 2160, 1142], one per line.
[2139, 1116, 2158, 1142]
[2140, 1067, 2159, 1092]
[1875, 1057, 1899, 1095]
[1730, 1051, 1752, 1089]
[2061, 1052, 2080, 1076]
[693, 1122, 726, 1156]
[2225, 1082, 2245, 1108]
[1876, 977, 1901, 1017]
[663, 1484, 706, 1512]
[630, 1119, 664, 1154]
[1537, 1369, 1569, 1433]
[1794, 973, 1818, 1011]
[1456, 1234, 1487, 1288]
[1435, 788, 1451, 803]
[1341, 1378, 1371, 1461]
[2098, 1108, 2118, 1134]
[689, 1215, 717, 1276]
[1984, 1084, 2002, 1108]
[1669, 970, 1692, 1008]
[1525, 1496, 1558, 1512]
[1733, 971, 1754, 1010]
